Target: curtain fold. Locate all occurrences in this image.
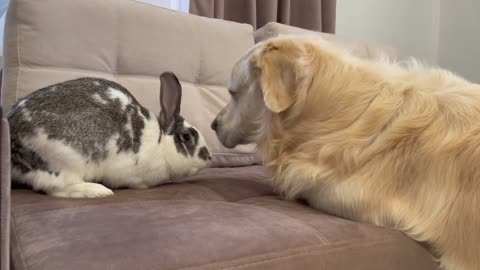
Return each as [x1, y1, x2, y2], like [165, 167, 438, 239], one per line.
[190, 0, 336, 33]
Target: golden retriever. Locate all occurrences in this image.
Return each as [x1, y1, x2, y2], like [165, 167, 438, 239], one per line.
[211, 35, 480, 270]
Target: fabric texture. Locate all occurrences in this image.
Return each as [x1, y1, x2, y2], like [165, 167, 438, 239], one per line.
[254, 22, 397, 61]
[1, 0, 259, 168]
[1, 109, 10, 270]
[190, 0, 336, 33]
[10, 166, 438, 270]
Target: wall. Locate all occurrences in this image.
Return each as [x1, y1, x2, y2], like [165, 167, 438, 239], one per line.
[133, 0, 189, 13]
[336, 0, 440, 64]
[336, 0, 480, 82]
[437, 0, 480, 82]
[0, 0, 9, 64]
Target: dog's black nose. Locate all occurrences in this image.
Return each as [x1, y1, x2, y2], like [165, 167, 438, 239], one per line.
[211, 119, 218, 131]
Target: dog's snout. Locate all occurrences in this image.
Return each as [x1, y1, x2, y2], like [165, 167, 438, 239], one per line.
[211, 119, 218, 131]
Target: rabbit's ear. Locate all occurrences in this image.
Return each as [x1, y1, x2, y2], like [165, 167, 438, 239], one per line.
[159, 72, 182, 132]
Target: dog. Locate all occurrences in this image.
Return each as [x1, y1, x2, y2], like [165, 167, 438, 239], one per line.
[211, 35, 480, 270]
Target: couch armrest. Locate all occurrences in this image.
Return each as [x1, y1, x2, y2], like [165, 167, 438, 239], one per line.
[254, 22, 397, 62]
[0, 105, 11, 270]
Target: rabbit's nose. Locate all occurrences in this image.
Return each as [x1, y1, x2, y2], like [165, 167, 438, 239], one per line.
[211, 119, 218, 131]
[198, 146, 211, 162]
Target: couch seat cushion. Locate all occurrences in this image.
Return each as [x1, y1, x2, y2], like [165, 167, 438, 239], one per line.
[10, 166, 438, 270]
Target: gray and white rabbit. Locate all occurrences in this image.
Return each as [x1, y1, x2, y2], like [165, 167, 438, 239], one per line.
[8, 72, 211, 198]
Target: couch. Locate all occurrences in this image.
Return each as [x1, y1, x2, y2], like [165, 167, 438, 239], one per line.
[0, 0, 439, 269]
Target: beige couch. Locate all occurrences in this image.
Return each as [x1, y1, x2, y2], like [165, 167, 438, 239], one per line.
[0, 0, 438, 269]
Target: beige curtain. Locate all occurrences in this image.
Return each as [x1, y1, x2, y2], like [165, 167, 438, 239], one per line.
[190, 0, 336, 33]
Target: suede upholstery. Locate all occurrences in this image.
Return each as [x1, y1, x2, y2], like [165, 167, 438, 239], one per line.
[10, 167, 438, 270]
[1, 0, 439, 269]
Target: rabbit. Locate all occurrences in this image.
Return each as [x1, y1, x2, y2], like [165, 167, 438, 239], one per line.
[7, 72, 211, 198]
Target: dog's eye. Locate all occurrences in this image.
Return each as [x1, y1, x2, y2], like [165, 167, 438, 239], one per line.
[228, 89, 236, 97]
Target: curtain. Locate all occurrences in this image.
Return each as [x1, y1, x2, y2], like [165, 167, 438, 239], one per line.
[190, 0, 336, 33]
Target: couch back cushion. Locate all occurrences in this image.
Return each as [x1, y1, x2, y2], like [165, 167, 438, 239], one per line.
[2, 0, 259, 167]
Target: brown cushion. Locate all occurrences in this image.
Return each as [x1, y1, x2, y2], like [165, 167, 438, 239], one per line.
[10, 167, 438, 270]
[2, 0, 259, 168]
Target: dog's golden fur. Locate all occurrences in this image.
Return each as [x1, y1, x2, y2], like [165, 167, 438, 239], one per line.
[213, 36, 480, 270]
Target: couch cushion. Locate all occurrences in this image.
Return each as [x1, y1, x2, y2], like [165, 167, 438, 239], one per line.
[1, 0, 259, 167]
[10, 166, 438, 270]
[254, 22, 397, 61]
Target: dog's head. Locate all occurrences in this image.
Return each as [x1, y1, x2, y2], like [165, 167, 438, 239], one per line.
[211, 36, 323, 148]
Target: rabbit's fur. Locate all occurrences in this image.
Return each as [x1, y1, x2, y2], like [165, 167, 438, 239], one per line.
[8, 72, 210, 198]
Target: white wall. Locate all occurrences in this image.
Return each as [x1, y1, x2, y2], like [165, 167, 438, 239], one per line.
[133, 0, 189, 13]
[336, 0, 480, 82]
[0, 0, 9, 61]
[437, 0, 480, 82]
[336, 0, 440, 64]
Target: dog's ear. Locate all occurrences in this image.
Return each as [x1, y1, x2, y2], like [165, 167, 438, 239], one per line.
[257, 40, 301, 113]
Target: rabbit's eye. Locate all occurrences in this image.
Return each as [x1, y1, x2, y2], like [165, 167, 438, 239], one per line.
[182, 132, 191, 141]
